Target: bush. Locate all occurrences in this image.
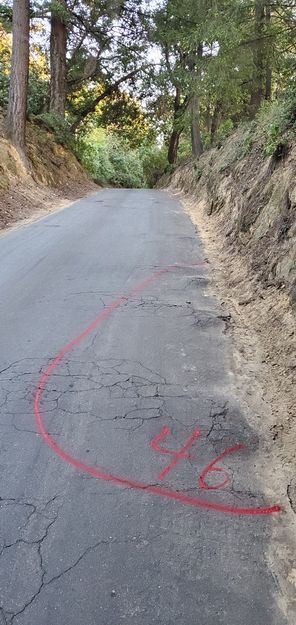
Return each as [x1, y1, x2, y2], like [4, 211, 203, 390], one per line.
[75, 129, 146, 188]
[216, 119, 235, 146]
[258, 99, 293, 157]
[140, 144, 167, 187]
[27, 72, 48, 116]
[111, 150, 144, 187]
[0, 70, 9, 108]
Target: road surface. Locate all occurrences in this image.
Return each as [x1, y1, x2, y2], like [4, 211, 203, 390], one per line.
[0, 189, 285, 624]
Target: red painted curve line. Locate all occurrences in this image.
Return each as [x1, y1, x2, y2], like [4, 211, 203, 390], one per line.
[34, 263, 282, 516]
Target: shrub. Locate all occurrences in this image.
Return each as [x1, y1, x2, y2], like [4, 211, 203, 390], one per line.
[75, 129, 146, 187]
[27, 72, 48, 116]
[258, 99, 293, 157]
[140, 145, 167, 187]
[216, 119, 235, 146]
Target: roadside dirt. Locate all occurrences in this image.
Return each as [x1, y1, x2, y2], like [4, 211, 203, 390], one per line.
[0, 111, 98, 231]
[171, 190, 296, 622]
[0, 178, 98, 231]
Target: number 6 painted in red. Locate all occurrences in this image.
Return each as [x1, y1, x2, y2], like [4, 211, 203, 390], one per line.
[198, 443, 246, 490]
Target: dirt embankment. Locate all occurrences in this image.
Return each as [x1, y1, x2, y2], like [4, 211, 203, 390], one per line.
[164, 129, 296, 504]
[0, 114, 97, 230]
[164, 131, 296, 617]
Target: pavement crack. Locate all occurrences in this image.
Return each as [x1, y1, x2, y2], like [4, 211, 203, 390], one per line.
[287, 483, 296, 513]
[206, 403, 229, 440]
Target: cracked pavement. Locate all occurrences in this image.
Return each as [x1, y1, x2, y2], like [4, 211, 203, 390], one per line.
[0, 189, 287, 624]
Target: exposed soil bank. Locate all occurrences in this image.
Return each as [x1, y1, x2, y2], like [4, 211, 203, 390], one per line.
[162, 130, 296, 619]
[0, 114, 97, 230]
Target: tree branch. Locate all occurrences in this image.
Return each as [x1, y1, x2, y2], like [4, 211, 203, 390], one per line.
[70, 67, 145, 132]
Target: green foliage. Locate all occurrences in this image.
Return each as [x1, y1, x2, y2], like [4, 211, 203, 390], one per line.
[34, 112, 73, 146]
[98, 93, 156, 149]
[178, 135, 192, 160]
[75, 129, 145, 188]
[0, 69, 9, 108]
[140, 144, 168, 188]
[150, 0, 296, 162]
[27, 72, 48, 116]
[0, 22, 49, 114]
[217, 123, 256, 172]
[215, 120, 235, 147]
[4, 0, 296, 177]
[258, 98, 295, 157]
[109, 142, 144, 188]
[0, 23, 10, 107]
[0, 2, 12, 31]
[75, 128, 167, 188]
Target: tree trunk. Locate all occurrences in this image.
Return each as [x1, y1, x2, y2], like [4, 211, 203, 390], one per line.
[168, 129, 182, 164]
[190, 93, 203, 158]
[167, 87, 183, 164]
[50, 0, 67, 117]
[6, 0, 30, 160]
[250, 0, 265, 117]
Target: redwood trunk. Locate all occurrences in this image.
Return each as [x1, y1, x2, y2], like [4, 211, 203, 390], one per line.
[50, 0, 67, 117]
[6, 0, 30, 156]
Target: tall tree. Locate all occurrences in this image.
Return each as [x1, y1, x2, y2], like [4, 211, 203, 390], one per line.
[49, 0, 67, 117]
[6, 0, 30, 160]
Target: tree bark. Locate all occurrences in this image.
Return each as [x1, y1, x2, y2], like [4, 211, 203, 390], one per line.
[50, 0, 67, 117]
[167, 87, 184, 164]
[6, 0, 30, 159]
[168, 129, 182, 164]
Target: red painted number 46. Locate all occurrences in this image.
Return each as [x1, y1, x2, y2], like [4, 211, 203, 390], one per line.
[151, 426, 245, 490]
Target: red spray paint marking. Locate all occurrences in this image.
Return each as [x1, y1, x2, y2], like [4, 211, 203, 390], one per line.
[151, 427, 244, 491]
[151, 426, 201, 481]
[198, 444, 246, 491]
[33, 263, 282, 516]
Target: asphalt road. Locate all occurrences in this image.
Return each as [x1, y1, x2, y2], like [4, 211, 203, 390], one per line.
[0, 189, 286, 625]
